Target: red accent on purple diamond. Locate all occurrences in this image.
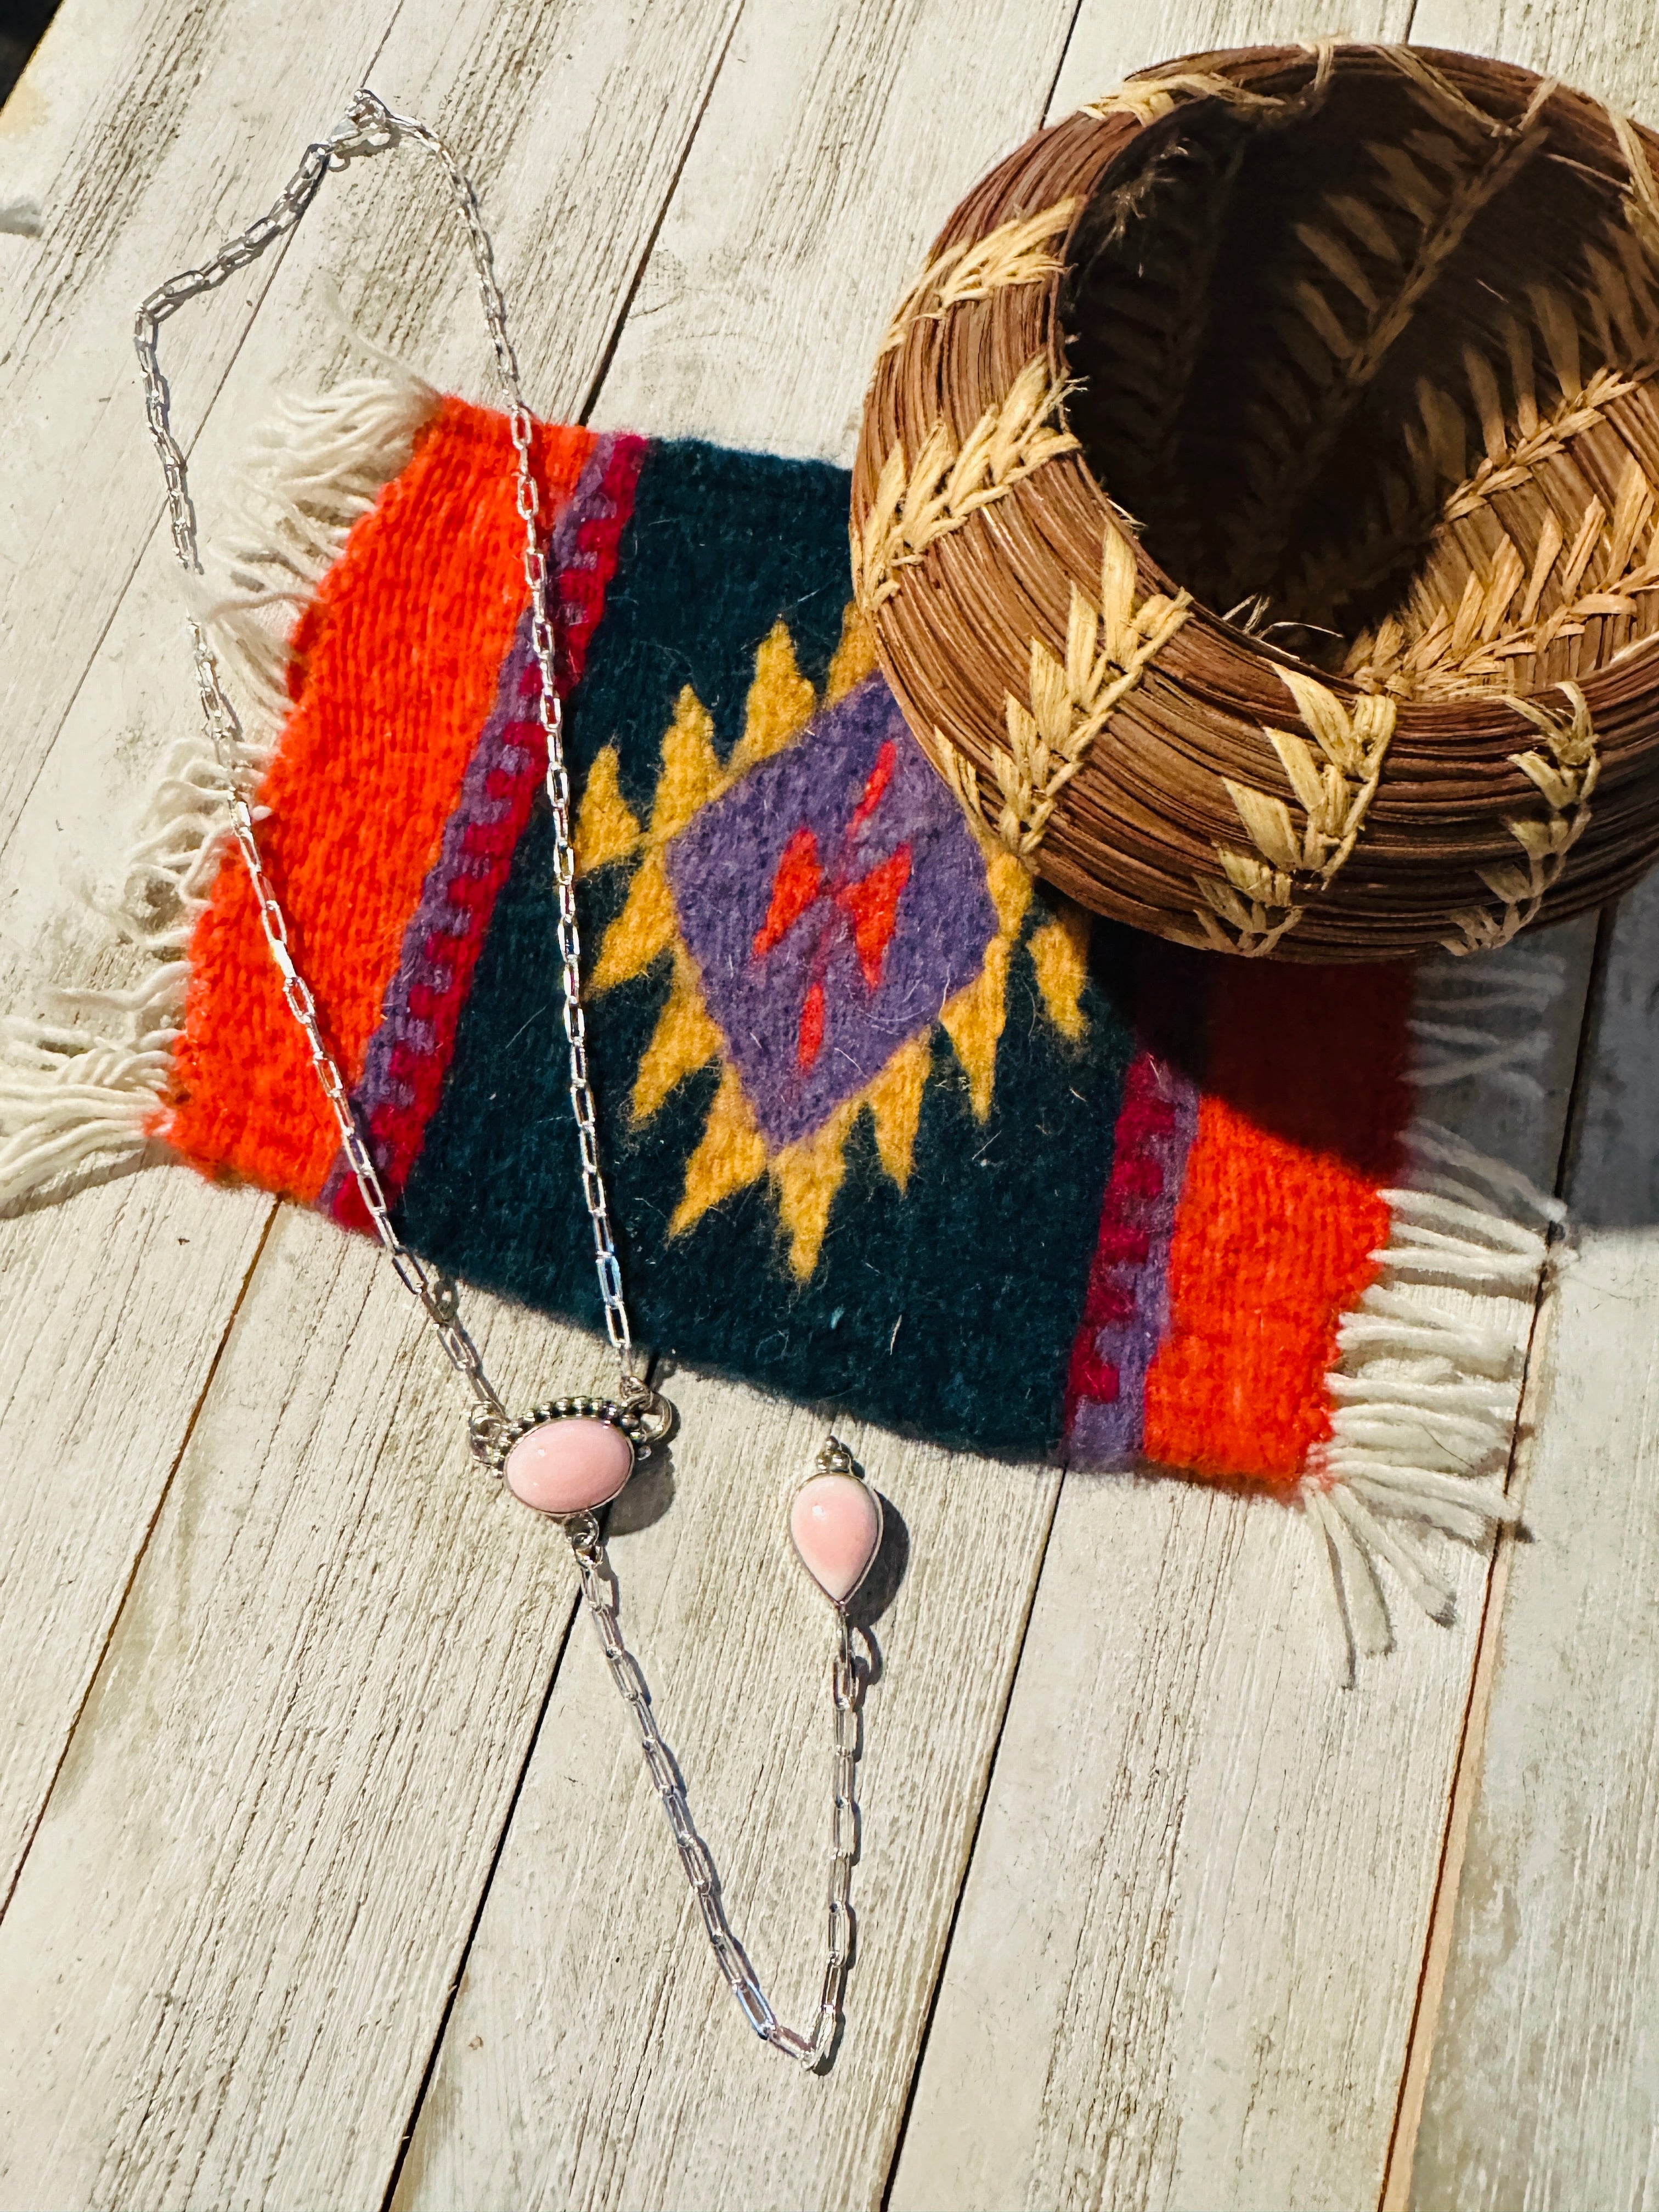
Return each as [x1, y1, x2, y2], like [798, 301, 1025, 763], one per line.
[664, 675, 997, 1149]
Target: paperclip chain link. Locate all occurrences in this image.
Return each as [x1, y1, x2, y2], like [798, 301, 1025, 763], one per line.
[133, 89, 865, 2068]
[570, 1513, 861, 2068]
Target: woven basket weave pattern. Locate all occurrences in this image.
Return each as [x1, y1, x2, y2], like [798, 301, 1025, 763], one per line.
[854, 43, 1659, 960]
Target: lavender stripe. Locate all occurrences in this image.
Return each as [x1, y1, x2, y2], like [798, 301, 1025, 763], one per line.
[322, 435, 626, 1210]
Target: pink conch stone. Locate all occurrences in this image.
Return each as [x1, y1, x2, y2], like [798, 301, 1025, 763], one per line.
[791, 1474, 881, 1603]
[504, 1417, 634, 1516]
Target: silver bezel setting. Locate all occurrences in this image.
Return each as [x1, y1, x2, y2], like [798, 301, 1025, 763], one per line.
[473, 1395, 653, 1478]
[792, 1440, 883, 1607]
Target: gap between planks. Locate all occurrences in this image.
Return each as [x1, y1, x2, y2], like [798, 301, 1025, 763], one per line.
[0, 1, 1081, 2207]
[0, 1192, 281, 1922]
[1378, 905, 1613, 2212]
[0, 4, 1610, 2212]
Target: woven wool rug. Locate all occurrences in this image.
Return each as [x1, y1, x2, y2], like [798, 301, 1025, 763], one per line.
[0, 369, 1566, 1671]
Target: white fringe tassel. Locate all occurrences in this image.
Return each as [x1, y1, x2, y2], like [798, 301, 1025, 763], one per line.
[1301, 944, 1568, 1682]
[0, 367, 440, 1211]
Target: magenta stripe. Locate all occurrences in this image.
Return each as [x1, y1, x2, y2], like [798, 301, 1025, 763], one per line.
[1064, 1046, 1201, 1469]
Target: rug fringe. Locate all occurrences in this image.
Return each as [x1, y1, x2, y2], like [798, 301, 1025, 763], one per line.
[1303, 949, 1565, 1684]
[0, 368, 439, 1209]
[190, 365, 438, 730]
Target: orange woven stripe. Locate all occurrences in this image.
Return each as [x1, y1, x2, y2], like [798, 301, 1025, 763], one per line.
[164, 399, 595, 1200]
[1141, 961, 1413, 1486]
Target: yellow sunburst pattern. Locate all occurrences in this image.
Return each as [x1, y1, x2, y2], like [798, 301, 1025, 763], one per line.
[574, 606, 1091, 1278]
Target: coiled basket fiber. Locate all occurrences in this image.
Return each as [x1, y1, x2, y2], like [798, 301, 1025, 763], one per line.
[853, 42, 1659, 960]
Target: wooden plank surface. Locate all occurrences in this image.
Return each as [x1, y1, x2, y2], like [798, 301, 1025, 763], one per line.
[1403, 882, 1659, 2211]
[0, 0, 146, 237]
[0, 0, 744, 2203]
[0, 0, 408, 1911]
[2, 0, 1654, 2206]
[1373, 9, 1659, 2203]
[591, 0, 1074, 461]
[0, 1215, 620, 2211]
[0, 0, 402, 855]
[1414, 0, 1659, 111]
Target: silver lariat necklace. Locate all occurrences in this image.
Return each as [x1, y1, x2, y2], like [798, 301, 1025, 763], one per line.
[133, 87, 881, 2072]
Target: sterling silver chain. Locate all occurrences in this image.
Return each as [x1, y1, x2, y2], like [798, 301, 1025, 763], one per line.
[570, 1464, 860, 2066]
[134, 87, 862, 2070]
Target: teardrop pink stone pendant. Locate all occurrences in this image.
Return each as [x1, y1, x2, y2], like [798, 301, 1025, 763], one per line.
[791, 1440, 882, 1606]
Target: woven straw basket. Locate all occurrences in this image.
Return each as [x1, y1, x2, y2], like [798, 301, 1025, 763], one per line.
[853, 42, 1659, 959]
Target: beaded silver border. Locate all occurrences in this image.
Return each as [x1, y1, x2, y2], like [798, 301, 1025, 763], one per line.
[472, 1395, 654, 1477]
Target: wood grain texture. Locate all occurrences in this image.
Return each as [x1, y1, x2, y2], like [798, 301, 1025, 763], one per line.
[0, 0, 404, 855]
[0, 0, 741, 2202]
[1043, 0, 1414, 109]
[393, 1388, 1058, 2212]
[0, 1163, 270, 1909]
[593, 0, 1074, 462]
[1406, 872, 1659, 2212]
[890, 901, 1590, 2212]
[895, 1485, 1481, 2212]
[0, 1209, 619, 2212]
[1376, 16, 1659, 2204]
[1412, 0, 1659, 111]
[0, 0, 388, 1927]
[0, 0, 420, 1909]
[0, 0, 147, 235]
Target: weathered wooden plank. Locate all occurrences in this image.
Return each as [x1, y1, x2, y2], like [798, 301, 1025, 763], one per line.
[880, 7, 1618, 2198]
[1371, 12, 1659, 2203]
[1412, 0, 1659, 111]
[0, 0, 410, 1910]
[0, 0, 402, 1922]
[388, 3, 1094, 2207]
[395, 1388, 1059, 2212]
[1044, 0, 1396, 108]
[0, 1166, 272, 1910]
[0, 0, 402, 855]
[0, 0, 744, 2202]
[1402, 887, 1659, 2210]
[0, 0, 146, 242]
[0, 1208, 620, 2212]
[594, 0, 1064, 461]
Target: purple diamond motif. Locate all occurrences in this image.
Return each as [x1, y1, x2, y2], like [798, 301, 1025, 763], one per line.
[664, 675, 998, 1150]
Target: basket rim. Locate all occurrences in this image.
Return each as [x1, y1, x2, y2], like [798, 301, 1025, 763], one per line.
[1034, 42, 1659, 733]
[851, 38, 1659, 957]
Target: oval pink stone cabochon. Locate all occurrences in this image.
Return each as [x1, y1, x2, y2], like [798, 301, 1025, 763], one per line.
[791, 1472, 882, 1604]
[504, 1415, 635, 1516]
